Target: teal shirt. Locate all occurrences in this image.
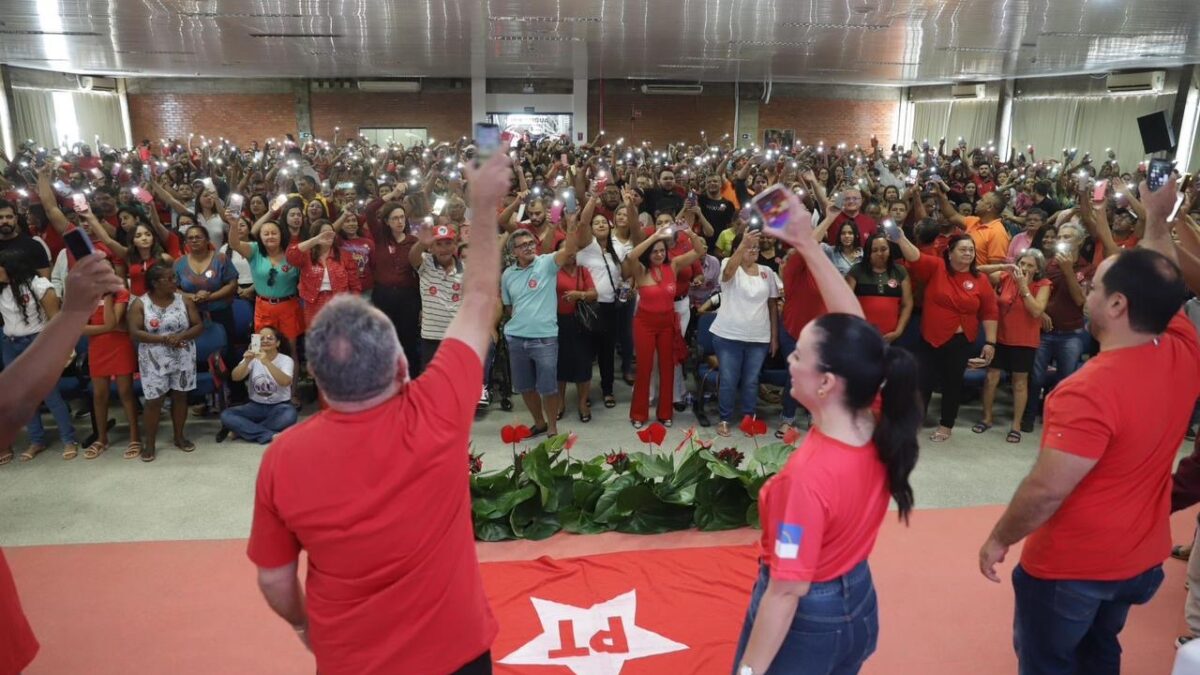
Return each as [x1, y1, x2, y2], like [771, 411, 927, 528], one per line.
[501, 254, 560, 338]
[247, 242, 300, 299]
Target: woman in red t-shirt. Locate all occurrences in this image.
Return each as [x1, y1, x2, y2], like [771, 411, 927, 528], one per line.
[554, 243, 598, 423]
[975, 251, 1052, 443]
[733, 193, 922, 675]
[896, 231, 999, 442]
[81, 260, 142, 460]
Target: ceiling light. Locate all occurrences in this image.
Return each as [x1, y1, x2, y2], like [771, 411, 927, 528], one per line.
[249, 33, 342, 38]
[0, 30, 99, 36]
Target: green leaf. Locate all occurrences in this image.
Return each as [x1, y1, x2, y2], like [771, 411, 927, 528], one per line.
[746, 501, 761, 529]
[472, 484, 537, 519]
[632, 452, 674, 480]
[705, 458, 747, 480]
[616, 500, 694, 534]
[593, 474, 638, 524]
[475, 518, 513, 542]
[559, 507, 613, 535]
[469, 467, 514, 494]
[543, 476, 574, 513]
[655, 448, 706, 505]
[572, 479, 604, 511]
[615, 484, 659, 513]
[753, 442, 796, 474]
[522, 514, 562, 540]
[523, 446, 555, 490]
[694, 477, 753, 531]
[581, 461, 606, 481]
[653, 480, 697, 506]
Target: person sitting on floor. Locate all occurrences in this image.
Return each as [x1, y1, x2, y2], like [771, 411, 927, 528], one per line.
[217, 325, 298, 444]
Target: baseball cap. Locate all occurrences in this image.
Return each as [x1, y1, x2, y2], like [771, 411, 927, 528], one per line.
[432, 225, 456, 241]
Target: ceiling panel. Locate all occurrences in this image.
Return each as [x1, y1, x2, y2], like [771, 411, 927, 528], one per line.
[0, 0, 1196, 84]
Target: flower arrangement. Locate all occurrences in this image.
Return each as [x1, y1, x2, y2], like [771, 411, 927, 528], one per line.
[468, 424, 800, 541]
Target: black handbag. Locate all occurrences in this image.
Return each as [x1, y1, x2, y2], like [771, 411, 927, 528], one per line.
[574, 267, 601, 333]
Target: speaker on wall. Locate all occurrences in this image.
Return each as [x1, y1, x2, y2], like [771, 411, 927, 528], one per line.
[1137, 110, 1176, 155]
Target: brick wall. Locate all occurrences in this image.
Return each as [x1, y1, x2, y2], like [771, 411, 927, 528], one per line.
[588, 83, 737, 146]
[128, 93, 296, 144]
[758, 98, 897, 148]
[309, 91, 472, 142]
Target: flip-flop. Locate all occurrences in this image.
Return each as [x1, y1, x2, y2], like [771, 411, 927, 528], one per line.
[83, 441, 108, 460]
[0, 450, 12, 466]
[971, 422, 992, 434]
[140, 446, 156, 462]
[775, 423, 793, 439]
[1006, 430, 1022, 444]
[716, 422, 732, 438]
[929, 430, 952, 443]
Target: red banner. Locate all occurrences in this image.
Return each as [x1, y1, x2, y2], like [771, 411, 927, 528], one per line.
[483, 545, 758, 675]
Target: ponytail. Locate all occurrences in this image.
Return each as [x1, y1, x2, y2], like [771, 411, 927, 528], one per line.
[872, 346, 922, 523]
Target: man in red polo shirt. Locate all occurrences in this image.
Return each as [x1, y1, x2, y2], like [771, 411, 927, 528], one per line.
[821, 187, 878, 247]
[247, 154, 512, 675]
[979, 176, 1200, 675]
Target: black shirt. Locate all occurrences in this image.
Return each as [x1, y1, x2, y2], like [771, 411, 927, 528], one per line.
[0, 234, 51, 270]
[641, 187, 684, 218]
[1034, 197, 1061, 217]
[698, 194, 736, 240]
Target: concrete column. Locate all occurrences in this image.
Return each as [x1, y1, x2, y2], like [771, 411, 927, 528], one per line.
[116, 78, 133, 148]
[995, 79, 1015, 160]
[571, 42, 588, 144]
[293, 80, 312, 139]
[736, 98, 759, 148]
[0, 66, 15, 159]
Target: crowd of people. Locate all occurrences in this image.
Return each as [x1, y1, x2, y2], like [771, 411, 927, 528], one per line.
[2, 123, 1200, 674]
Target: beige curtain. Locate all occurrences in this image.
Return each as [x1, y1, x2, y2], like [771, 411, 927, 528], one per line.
[910, 99, 998, 149]
[11, 88, 57, 147]
[71, 92, 125, 148]
[910, 101, 951, 148]
[1013, 94, 1175, 170]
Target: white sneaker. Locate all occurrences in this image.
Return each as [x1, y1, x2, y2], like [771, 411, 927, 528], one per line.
[478, 387, 491, 407]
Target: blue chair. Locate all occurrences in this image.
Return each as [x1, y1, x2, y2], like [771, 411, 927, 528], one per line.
[231, 298, 253, 347]
[190, 321, 229, 408]
[693, 313, 719, 425]
[759, 321, 795, 390]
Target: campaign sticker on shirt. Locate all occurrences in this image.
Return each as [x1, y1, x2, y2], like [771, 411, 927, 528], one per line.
[428, 286, 438, 296]
[962, 280, 975, 291]
[1076, 271, 1085, 282]
[281, 264, 292, 273]
[451, 294, 460, 302]
[760, 271, 768, 280]
[775, 523, 803, 560]
[888, 278, 899, 288]
[665, 283, 676, 295]
[149, 318, 160, 329]
[204, 269, 214, 278]
[528, 279, 539, 289]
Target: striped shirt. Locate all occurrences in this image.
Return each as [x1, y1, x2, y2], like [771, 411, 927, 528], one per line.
[417, 253, 465, 340]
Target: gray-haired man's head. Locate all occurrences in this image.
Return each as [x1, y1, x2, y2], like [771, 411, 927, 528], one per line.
[306, 295, 405, 402]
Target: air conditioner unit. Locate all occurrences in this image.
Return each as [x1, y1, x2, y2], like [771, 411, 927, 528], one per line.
[1106, 70, 1166, 93]
[951, 83, 985, 99]
[357, 80, 422, 93]
[640, 83, 704, 96]
[76, 75, 117, 92]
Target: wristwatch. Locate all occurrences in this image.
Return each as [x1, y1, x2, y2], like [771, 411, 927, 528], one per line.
[738, 666, 755, 675]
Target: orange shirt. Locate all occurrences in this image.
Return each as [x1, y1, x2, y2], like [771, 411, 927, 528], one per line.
[759, 428, 890, 582]
[1022, 314, 1200, 580]
[963, 216, 1011, 265]
[247, 339, 497, 674]
[996, 275, 1051, 349]
[909, 254, 999, 347]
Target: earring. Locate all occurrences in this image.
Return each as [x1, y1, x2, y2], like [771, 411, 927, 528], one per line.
[818, 390, 826, 399]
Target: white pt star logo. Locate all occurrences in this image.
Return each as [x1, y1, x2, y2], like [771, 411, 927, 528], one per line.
[498, 590, 687, 675]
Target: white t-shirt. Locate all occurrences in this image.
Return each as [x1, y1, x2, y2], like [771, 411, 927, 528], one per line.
[198, 212, 225, 247]
[221, 244, 253, 285]
[576, 238, 624, 303]
[247, 353, 294, 405]
[710, 259, 780, 344]
[0, 276, 54, 337]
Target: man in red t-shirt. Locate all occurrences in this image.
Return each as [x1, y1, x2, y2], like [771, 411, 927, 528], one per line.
[823, 188, 878, 247]
[246, 155, 512, 675]
[979, 177, 1200, 674]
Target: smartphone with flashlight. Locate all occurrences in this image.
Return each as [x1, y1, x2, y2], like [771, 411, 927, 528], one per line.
[745, 184, 794, 233]
[1091, 179, 1108, 202]
[561, 188, 579, 214]
[433, 197, 447, 215]
[249, 333, 262, 354]
[474, 123, 501, 161]
[881, 218, 901, 242]
[71, 193, 89, 212]
[63, 227, 96, 260]
[227, 193, 245, 213]
[1147, 158, 1172, 192]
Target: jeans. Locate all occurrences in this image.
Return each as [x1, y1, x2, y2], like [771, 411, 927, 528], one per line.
[218, 401, 298, 444]
[1024, 329, 1088, 425]
[1012, 563, 1164, 675]
[506, 335, 559, 395]
[711, 334, 769, 423]
[2, 333, 77, 446]
[616, 298, 636, 379]
[733, 561, 879, 675]
[778, 328, 802, 423]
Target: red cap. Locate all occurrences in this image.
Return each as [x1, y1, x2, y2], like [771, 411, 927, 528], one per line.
[432, 225, 456, 241]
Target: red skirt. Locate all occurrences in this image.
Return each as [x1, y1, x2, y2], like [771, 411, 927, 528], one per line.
[88, 331, 138, 378]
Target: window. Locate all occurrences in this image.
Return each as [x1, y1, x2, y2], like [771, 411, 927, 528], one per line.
[358, 127, 428, 147]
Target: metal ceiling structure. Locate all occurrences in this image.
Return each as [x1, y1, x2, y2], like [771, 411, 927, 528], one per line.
[0, 0, 1198, 85]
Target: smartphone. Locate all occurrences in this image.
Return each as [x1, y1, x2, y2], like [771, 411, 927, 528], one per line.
[134, 186, 155, 205]
[111, 162, 122, 177]
[227, 193, 245, 213]
[881, 218, 901, 242]
[335, 181, 355, 191]
[1147, 158, 1172, 192]
[745, 184, 793, 232]
[71, 193, 89, 212]
[560, 153, 569, 167]
[686, 191, 698, 208]
[63, 227, 96, 259]
[249, 333, 262, 354]
[907, 169, 918, 185]
[474, 123, 501, 161]
[1092, 179, 1108, 202]
[202, 177, 216, 193]
[433, 197, 447, 215]
[1055, 241, 1072, 255]
[561, 188, 578, 214]
[270, 194, 288, 211]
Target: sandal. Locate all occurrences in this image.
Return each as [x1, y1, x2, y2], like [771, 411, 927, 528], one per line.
[174, 438, 196, 453]
[556, 409, 564, 421]
[604, 395, 616, 409]
[631, 420, 645, 430]
[929, 429, 952, 443]
[124, 441, 144, 460]
[140, 445, 156, 462]
[716, 421, 732, 437]
[658, 418, 673, 428]
[971, 422, 992, 434]
[62, 442, 80, 461]
[775, 422, 793, 439]
[1006, 430, 1022, 444]
[83, 441, 108, 460]
[19, 444, 47, 462]
[579, 407, 592, 424]
[0, 449, 12, 466]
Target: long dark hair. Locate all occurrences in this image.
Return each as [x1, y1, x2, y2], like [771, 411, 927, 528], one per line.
[638, 238, 670, 270]
[812, 313, 921, 522]
[127, 223, 169, 266]
[863, 233, 900, 273]
[1029, 223, 1058, 255]
[115, 204, 152, 247]
[308, 220, 342, 265]
[836, 220, 862, 254]
[0, 248, 47, 324]
[258, 325, 292, 357]
[942, 234, 980, 277]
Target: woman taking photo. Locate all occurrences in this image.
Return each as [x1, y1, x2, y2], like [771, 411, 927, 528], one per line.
[733, 193, 921, 675]
[975, 250, 1051, 442]
[847, 233, 913, 342]
[216, 325, 298, 444]
[225, 214, 304, 344]
[894, 231, 999, 442]
[127, 265, 203, 462]
[576, 197, 629, 408]
[555, 239, 598, 422]
[624, 225, 705, 428]
[286, 219, 362, 327]
[710, 230, 780, 437]
[0, 250, 78, 463]
[81, 258, 141, 460]
[220, 215, 256, 302]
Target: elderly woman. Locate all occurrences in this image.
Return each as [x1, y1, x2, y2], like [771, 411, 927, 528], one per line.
[975, 250, 1052, 442]
[175, 223, 239, 381]
[127, 265, 203, 462]
[893, 230, 999, 442]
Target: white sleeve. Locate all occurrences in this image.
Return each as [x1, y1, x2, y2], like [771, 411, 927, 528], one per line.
[50, 249, 69, 300]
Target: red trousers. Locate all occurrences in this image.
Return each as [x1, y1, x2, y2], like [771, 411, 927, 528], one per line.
[630, 310, 676, 423]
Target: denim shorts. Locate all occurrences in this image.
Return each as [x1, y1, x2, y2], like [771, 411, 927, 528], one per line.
[507, 336, 559, 395]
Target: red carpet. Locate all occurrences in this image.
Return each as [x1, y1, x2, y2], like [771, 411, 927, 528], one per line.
[7, 506, 1196, 674]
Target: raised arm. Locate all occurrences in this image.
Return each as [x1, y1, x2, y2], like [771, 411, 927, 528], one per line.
[36, 164, 72, 234]
[935, 183, 967, 229]
[444, 154, 509, 362]
[225, 210, 254, 259]
[669, 230, 708, 272]
[770, 194, 863, 318]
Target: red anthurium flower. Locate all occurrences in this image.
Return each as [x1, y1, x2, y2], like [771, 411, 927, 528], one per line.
[739, 415, 767, 437]
[695, 436, 714, 449]
[636, 422, 668, 446]
[671, 426, 696, 453]
[716, 447, 745, 466]
[501, 424, 533, 445]
[468, 452, 484, 474]
[783, 426, 803, 445]
[565, 432, 578, 450]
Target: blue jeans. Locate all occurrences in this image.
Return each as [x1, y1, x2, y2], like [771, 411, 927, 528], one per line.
[712, 334, 769, 423]
[219, 401, 298, 444]
[733, 561, 879, 675]
[1024, 329, 1088, 425]
[1012, 564, 1164, 675]
[777, 329, 802, 423]
[506, 335, 558, 396]
[2, 333, 76, 446]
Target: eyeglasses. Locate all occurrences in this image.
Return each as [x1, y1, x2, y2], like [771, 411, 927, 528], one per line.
[267, 267, 278, 287]
[514, 241, 537, 250]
